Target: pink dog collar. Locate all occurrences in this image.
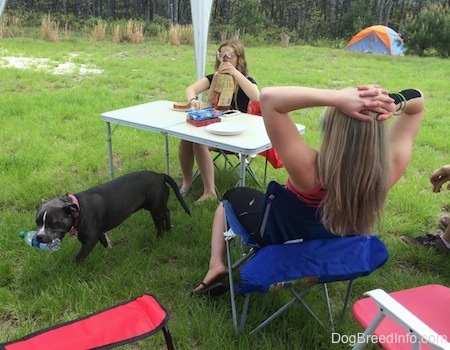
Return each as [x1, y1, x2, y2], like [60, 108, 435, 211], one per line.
[68, 194, 80, 237]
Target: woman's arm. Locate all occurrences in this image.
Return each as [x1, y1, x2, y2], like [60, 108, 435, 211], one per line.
[185, 77, 211, 108]
[387, 89, 425, 186]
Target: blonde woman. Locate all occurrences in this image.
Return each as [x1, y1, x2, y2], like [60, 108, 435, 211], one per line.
[179, 39, 259, 203]
[192, 85, 424, 296]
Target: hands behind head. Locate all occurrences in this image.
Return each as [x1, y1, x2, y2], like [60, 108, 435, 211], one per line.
[430, 165, 450, 193]
[337, 85, 395, 122]
[358, 85, 396, 121]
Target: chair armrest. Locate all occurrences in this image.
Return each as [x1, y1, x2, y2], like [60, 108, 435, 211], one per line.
[364, 289, 450, 349]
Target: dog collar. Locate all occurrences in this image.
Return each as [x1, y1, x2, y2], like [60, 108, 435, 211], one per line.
[68, 194, 80, 237]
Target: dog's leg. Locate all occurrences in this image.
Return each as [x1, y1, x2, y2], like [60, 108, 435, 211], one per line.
[164, 208, 171, 231]
[75, 237, 99, 264]
[149, 208, 169, 237]
[99, 233, 112, 249]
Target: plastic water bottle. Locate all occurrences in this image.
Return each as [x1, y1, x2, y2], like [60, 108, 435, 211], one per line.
[19, 230, 60, 251]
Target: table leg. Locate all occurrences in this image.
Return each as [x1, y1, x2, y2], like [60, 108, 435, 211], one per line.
[239, 153, 246, 187]
[105, 122, 115, 179]
[164, 133, 170, 176]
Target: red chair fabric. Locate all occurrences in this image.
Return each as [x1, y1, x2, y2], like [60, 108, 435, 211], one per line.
[0, 294, 174, 350]
[352, 284, 450, 350]
[247, 101, 284, 169]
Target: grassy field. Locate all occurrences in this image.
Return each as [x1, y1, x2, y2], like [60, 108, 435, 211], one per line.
[1, 36, 450, 349]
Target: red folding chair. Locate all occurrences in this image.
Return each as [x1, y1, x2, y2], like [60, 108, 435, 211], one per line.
[352, 284, 450, 350]
[0, 294, 174, 350]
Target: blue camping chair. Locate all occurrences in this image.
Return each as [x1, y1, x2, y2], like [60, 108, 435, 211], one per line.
[223, 181, 389, 333]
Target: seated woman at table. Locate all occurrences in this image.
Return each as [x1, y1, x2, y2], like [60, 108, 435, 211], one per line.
[192, 85, 425, 296]
[179, 38, 260, 203]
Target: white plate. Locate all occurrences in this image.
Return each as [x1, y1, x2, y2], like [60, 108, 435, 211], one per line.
[206, 122, 246, 136]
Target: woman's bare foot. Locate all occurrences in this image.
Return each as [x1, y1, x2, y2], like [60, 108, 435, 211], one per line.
[193, 266, 227, 293]
[195, 193, 218, 204]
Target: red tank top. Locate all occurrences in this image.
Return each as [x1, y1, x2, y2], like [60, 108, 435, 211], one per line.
[285, 178, 326, 208]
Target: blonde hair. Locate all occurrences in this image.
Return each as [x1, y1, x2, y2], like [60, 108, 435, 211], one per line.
[317, 107, 390, 236]
[214, 38, 248, 76]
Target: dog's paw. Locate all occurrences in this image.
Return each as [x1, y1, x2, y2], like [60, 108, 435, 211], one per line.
[104, 233, 112, 248]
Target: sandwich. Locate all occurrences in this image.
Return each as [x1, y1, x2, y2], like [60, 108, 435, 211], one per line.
[173, 101, 191, 111]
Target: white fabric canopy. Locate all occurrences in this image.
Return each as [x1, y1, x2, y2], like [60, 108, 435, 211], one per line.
[190, 0, 213, 82]
[0, 0, 7, 19]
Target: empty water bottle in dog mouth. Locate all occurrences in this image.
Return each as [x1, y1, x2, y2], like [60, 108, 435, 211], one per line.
[19, 230, 61, 251]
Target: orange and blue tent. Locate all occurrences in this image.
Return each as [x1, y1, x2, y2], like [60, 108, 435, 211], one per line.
[345, 25, 405, 55]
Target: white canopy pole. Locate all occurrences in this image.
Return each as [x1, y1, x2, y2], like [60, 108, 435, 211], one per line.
[0, 0, 8, 20]
[190, 0, 213, 100]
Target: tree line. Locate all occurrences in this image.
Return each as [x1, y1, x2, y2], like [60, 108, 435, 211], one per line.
[3, 0, 450, 56]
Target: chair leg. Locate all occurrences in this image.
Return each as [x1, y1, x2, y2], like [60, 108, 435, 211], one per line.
[291, 284, 326, 327]
[192, 167, 200, 182]
[231, 247, 255, 270]
[220, 151, 236, 171]
[250, 296, 299, 334]
[244, 156, 261, 187]
[226, 240, 255, 333]
[231, 154, 262, 187]
[352, 311, 386, 350]
[210, 150, 264, 188]
[162, 326, 175, 350]
[240, 294, 251, 332]
[264, 156, 268, 186]
[250, 283, 319, 334]
[226, 235, 239, 333]
[193, 150, 232, 184]
[340, 279, 355, 324]
[323, 283, 335, 331]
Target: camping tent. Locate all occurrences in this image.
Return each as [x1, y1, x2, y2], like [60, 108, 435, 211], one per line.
[345, 25, 405, 55]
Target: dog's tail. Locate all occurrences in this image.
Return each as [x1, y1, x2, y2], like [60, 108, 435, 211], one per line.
[163, 174, 191, 216]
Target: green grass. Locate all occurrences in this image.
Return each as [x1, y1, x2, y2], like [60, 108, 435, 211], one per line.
[0, 36, 450, 349]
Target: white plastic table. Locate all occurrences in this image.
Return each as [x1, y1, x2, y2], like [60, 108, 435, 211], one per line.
[101, 101, 306, 187]
[101, 100, 184, 177]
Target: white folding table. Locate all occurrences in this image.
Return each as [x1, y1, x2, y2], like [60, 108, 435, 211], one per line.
[101, 100, 306, 187]
[101, 100, 184, 177]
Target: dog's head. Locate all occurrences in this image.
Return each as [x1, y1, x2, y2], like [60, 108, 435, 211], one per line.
[35, 197, 79, 243]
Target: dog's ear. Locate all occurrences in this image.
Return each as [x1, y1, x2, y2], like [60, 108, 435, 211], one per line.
[38, 199, 48, 209]
[62, 203, 79, 216]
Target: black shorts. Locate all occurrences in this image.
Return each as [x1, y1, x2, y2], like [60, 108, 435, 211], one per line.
[222, 187, 265, 233]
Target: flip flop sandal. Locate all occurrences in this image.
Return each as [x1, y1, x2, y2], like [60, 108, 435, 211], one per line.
[192, 281, 229, 297]
[434, 235, 450, 255]
[179, 188, 190, 197]
[401, 233, 439, 248]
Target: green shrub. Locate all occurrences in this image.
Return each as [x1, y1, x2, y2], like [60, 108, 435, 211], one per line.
[208, 24, 237, 42]
[403, 4, 450, 58]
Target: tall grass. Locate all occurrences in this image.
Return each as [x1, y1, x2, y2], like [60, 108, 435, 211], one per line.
[0, 36, 449, 349]
[90, 19, 107, 42]
[41, 14, 59, 42]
